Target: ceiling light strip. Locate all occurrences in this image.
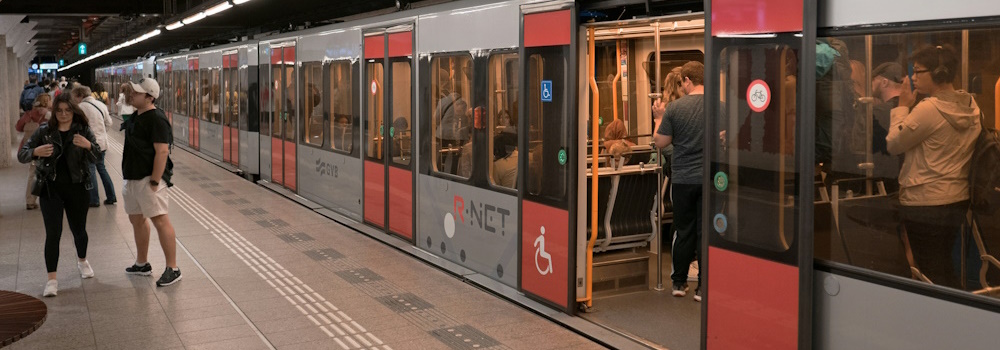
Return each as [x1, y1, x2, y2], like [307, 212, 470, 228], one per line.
[59, 29, 161, 72]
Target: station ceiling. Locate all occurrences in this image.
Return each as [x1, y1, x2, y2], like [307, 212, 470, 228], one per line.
[0, 0, 702, 78]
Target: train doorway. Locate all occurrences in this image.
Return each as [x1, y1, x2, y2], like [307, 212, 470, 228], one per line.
[188, 57, 200, 150]
[268, 43, 298, 191]
[223, 51, 240, 167]
[363, 28, 415, 241]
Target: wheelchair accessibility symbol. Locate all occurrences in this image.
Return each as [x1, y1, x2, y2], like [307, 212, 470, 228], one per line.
[534, 226, 553, 275]
[540, 80, 553, 102]
[746, 79, 770, 113]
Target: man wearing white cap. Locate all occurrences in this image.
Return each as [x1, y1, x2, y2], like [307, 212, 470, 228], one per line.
[121, 77, 181, 286]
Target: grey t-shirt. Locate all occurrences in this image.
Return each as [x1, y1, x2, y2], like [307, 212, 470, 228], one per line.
[656, 94, 704, 184]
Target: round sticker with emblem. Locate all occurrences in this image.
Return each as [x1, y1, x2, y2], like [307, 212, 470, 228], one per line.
[714, 172, 729, 192]
[713, 213, 728, 233]
[379, 124, 384, 136]
[746, 79, 771, 113]
[390, 126, 395, 138]
[371, 80, 378, 95]
[558, 149, 567, 165]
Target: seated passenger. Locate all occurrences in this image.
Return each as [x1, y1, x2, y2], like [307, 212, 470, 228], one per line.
[493, 131, 518, 188]
[391, 117, 410, 159]
[887, 44, 981, 290]
[603, 119, 635, 168]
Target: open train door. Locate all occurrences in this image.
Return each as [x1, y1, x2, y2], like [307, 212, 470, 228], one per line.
[517, 1, 579, 313]
[362, 26, 415, 241]
[268, 43, 298, 191]
[703, 0, 816, 348]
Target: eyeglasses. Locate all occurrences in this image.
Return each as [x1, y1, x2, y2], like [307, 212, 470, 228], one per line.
[911, 69, 931, 76]
[55, 108, 72, 114]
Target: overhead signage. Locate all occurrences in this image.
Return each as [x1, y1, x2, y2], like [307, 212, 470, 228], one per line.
[78, 42, 87, 56]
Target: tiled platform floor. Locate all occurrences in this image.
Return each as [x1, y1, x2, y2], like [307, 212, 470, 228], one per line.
[0, 124, 604, 350]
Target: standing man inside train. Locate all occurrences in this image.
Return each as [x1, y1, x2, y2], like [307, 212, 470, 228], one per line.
[653, 61, 705, 302]
[121, 77, 181, 286]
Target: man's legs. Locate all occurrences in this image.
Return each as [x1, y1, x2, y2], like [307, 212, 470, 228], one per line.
[670, 183, 702, 295]
[95, 151, 117, 203]
[149, 214, 177, 268]
[129, 214, 150, 264]
[88, 162, 100, 206]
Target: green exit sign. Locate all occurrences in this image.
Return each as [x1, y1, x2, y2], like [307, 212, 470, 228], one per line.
[59, 59, 64, 66]
[78, 43, 87, 55]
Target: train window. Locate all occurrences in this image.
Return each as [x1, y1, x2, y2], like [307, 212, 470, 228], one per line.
[283, 60, 296, 141]
[199, 68, 209, 121]
[225, 60, 238, 129]
[329, 61, 353, 153]
[366, 60, 385, 161]
[209, 68, 222, 123]
[525, 52, 568, 200]
[190, 69, 199, 119]
[712, 44, 798, 253]
[177, 70, 187, 116]
[271, 62, 284, 138]
[390, 60, 412, 166]
[429, 54, 473, 179]
[488, 52, 520, 190]
[816, 28, 1000, 297]
[302, 62, 324, 147]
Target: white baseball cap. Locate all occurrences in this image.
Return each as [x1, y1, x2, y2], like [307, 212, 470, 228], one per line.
[130, 77, 160, 99]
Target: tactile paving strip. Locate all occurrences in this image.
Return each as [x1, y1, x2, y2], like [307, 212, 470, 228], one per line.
[375, 293, 434, 313]
[430, 325, 502, 350]
[335, 268, 384, 284]
[304, 248, 345, 262]
[277, 232, 315, 243]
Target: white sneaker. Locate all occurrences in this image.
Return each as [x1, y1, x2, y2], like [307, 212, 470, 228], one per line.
[43, 279, 58, 297]
[78, 260, 94, 279]
[688, 261, 699, 281]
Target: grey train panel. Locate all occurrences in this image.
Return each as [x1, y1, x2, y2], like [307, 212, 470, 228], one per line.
[260, 133, 272, 182]
[417, 174, 519, 287]
[297, 146, 363, 221]
[296, 27, 361, 62]
[814, 270, 1000, 349]
[819, 0, 1000, 28]
[258, 44, 273, 183]
[240, 130, 260, 175]
[172, 115, 190, 147]
[415, 1, 520, 55]
[200, 121, 224, 160]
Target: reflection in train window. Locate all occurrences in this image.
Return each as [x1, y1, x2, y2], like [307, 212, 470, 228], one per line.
[712, 44, 798, 253]
[429, 54, 473, 178]
[302, 62, 324, 147]
[225, 58, 239, 129]
[366, 60, 385, 161]
[283, 61, 296, 140]
[391, 60, 412, 166]
[260, 58, 271, 136]
[816, 28, 1000, 298]
[488, 53, 519, 190]
[271, 62, 283, 138]
[526, 52, 568, 200]
[189, 66, 199, 119]
[209, 68, 221, 123]
[177, 70, 187, 117]
[329, 61, 353, 153]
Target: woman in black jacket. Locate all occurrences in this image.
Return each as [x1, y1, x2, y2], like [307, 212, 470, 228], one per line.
[18, 93, 102, 297]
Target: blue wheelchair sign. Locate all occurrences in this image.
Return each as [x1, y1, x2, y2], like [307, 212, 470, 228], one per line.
[540, 80, 553, 102]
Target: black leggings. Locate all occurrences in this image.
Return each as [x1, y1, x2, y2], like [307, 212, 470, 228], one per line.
[902, 201, 969, 290]
[39, 182, 90, 273]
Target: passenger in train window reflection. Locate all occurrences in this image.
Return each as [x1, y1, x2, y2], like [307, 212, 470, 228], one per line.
[333, 116, 350, 151]
[493, 131, 518, 189]
[653, 61, 705, 301]
[870, 62, 904, 186]
[391, 117, 410, 159]
[887, 44, 981, 290]
[603, 119, 635, 168]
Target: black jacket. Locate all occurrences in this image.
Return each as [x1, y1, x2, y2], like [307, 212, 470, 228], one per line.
[18, 121, 102, 187]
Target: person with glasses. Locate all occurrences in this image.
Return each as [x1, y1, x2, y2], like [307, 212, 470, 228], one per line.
[887, 44, 982, 290]
[18, 94, 102, 297]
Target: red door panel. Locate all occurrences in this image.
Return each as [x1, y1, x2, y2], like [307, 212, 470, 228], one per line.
[520, 201, 570, 309]
[364, 160, 385, 228]
[271, 137, 282, 184]
[706, 247, 798, 349]
[284, 140, 296, 191]
[388, 167, 412, 239]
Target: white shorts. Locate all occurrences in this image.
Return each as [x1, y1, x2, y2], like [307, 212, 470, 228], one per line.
[123, 176, 170, 218]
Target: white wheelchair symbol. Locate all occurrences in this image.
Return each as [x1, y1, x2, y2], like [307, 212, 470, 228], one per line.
[542, 88, 552, 100]
[534, 226, 553, 276]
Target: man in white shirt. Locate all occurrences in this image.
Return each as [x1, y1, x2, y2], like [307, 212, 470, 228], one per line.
[71, 85, 117, 207]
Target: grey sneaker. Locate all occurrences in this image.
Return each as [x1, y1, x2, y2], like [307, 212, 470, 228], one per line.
[156, 267, 182, 287]
[125, 262, 152, 276]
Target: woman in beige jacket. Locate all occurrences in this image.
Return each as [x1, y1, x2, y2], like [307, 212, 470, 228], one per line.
[887, 45, 981, 290]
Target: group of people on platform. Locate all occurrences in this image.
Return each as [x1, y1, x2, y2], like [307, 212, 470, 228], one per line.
[17, 76, 181, 297]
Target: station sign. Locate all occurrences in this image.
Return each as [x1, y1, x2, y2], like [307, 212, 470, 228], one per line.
[78, 42, 87, 56]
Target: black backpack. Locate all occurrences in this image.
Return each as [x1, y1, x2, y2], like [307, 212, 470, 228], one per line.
[970, 113, 1000, 215]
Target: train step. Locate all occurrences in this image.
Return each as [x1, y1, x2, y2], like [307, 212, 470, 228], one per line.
[592, 250, 652, 298]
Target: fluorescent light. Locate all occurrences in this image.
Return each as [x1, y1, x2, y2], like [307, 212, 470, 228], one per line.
[166, 21, 184, 30]
[234, 0, 252, 4]
[183, 12, 206, 24]
[205, 2, 233, 16]
[59, 29, 163, 72]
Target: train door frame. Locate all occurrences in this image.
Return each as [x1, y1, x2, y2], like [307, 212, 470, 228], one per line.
[188, 57, 201, 151]
[517, 0, 579, 313]
[268, 42, 299, 191]
[361, 25, 416, 242]
[703, 0, 816, 348]
[223, 51, 240, 167]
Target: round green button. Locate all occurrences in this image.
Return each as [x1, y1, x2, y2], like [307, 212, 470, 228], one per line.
[390, 126, 395, 137]
[714, 172, 729, 191]
[558, 149, 567, 165]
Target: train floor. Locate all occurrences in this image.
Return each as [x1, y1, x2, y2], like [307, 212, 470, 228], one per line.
[0, 124, 604, 349]
[581, 250, 701, 350]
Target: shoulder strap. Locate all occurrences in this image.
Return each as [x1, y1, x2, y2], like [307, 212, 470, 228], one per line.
[84, 101, 106, 120]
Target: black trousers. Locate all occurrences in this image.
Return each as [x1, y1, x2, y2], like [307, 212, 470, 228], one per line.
[39, 181, 90, 273]
[670, 183, 703, 285]
[901, 200, 969, 290]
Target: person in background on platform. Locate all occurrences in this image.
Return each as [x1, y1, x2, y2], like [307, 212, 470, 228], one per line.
[887, 45, 981, 290]
[118, 83, 137, 121]
[19, 75, 46, 113]
[18, 94, 102, 297]
[653, 61, 706, 302]
[71, 86, 117, 207]
[92, 83, 109, 104]
[17, 94, 53, 210]
[121, 78, 182, 287]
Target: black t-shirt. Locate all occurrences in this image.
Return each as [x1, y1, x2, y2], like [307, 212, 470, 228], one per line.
[123, 108, 172, 180]
[55, 130, 73, 185]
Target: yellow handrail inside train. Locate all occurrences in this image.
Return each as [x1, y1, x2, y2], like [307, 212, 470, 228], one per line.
[994, 76, 999, 129]
[580, 27, 599, 309]
[611, 40, 621, 122]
